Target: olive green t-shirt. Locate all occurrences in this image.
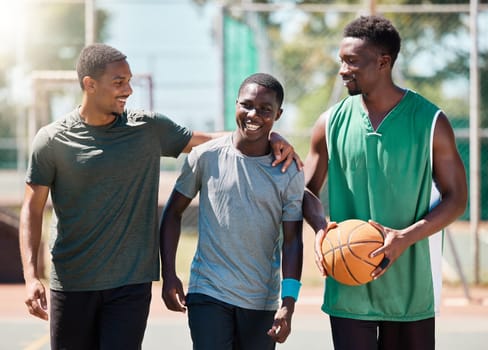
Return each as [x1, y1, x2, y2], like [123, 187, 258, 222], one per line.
[26, 108, 192, 291]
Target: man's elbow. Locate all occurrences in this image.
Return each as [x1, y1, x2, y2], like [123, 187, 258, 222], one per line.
[447, 187, 468, 220]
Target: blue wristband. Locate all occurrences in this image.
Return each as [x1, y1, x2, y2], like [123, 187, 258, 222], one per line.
[281, 278, 302, 301]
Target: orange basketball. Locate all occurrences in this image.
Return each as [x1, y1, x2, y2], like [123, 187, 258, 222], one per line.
[321, 219, 384, 286]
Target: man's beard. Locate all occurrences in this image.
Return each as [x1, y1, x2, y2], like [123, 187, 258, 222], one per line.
[347, 88, 361, 96]
[346, 74, 361, 96]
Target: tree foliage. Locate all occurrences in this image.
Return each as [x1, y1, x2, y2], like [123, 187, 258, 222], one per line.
[193, 0, 485, 130]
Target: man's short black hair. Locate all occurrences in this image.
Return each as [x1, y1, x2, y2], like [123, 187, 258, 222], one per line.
[76, 43, 127, 89]
[344, 15, 401, 66]
[238, 73, 284, 106]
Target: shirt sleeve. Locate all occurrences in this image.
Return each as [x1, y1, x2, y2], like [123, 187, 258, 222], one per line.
[174, 148, 201, 199]
[152, 112, 193, 158]
[25, 127, 56, 187]
[282, 170, 305, 222]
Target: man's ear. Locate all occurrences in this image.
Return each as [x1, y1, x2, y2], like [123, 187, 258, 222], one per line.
[82, 76, 96, 92]
[275, 108, 283, 122]
[379, 54, 392, 70]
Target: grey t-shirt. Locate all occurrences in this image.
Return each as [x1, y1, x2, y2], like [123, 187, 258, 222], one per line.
[26, 108, 192, 291]
[175, 135, 304, 311]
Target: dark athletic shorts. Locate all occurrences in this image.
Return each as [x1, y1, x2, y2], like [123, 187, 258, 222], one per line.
[186, 293, 276, 350]
[330, 315, 435, 350]
[50, 282, 152, 350]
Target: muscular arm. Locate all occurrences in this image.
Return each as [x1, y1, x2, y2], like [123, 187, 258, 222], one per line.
[400, 113, 467, 242]
[180, 131, 224, 154]
[302, 112, 329, 232]
[301, 112, 331, 275]
[19, 183, 50, 320]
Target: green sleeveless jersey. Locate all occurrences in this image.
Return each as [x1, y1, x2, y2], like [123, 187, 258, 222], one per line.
[324, 90, 443, 321]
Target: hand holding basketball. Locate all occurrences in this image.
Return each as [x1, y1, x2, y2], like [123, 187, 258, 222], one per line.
[321, 219, 385, 286]
[314, 222, 338, 276]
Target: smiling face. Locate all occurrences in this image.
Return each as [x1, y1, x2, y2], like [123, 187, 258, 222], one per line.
[234, 82, 282, 156]
[338, 37, 386, 96]
[84, 59, 133, 116]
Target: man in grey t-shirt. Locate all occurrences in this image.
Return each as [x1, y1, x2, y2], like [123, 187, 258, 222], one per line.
[161, 73, 304, 349]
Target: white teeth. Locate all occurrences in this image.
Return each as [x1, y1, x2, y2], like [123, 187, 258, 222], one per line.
[244, 119, 260, 131]
[343, 75, 355, 85]
[246, 124, 260, 131]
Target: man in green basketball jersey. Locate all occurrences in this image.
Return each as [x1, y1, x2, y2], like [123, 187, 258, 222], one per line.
[302, 15, 467, 350]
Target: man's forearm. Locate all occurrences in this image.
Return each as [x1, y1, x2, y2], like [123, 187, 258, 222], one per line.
[19, 213, 43, 281]
[303, 189, 327, 233]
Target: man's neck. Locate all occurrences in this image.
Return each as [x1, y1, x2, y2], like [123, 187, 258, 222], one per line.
[232, 132, 270, 157]
[78, 105, 117, 126]
[361, 86, 406, 129]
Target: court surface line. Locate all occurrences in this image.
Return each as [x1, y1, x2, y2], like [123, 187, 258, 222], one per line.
[23, 333, 49, 350]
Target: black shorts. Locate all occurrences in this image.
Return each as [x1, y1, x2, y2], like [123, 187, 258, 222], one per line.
[187, 293, 276, 350]
[330, 315, 435, 350]
[50, 282, 152, 350]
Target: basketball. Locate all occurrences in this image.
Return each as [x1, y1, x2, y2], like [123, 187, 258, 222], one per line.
[321, 219, 385, 286]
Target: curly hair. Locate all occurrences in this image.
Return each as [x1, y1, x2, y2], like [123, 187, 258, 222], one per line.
[76, 43, 127, 89]
[238, 73, 284, 106]
[344, 15, 401, 66]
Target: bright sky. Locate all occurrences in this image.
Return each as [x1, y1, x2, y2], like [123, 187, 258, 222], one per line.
[99, 0, 221, 131]
[0, 1, 23, 55]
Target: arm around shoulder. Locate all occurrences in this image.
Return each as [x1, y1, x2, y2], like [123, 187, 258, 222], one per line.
[181, 131, 227, 153]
